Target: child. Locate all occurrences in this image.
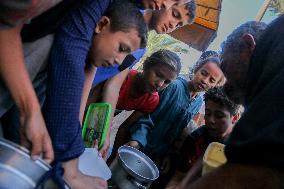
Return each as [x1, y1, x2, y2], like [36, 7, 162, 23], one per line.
[117, 49, 181, 114]
[165, 87, 241, 189]
[108, 49, 181, 163]
[44, 0, 147, 188]
[128, 55, 225, 159]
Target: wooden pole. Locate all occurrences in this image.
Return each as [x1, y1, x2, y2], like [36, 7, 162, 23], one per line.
[255, 0, 273, 21]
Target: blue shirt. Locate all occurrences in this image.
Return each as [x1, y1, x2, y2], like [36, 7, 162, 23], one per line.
[93, 48, 146, 86]
[44, 0, 111, 161]
[130, 77, 203, 159]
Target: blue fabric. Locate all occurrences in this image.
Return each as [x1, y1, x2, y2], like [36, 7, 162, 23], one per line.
[92, 48, 146, 86]
[35, 162, 65, 189]
[44, 0, 111, 161]
[130, 77, 203, 159]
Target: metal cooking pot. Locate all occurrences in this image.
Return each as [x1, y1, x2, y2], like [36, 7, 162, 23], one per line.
[110, 145, 159, 189]
[0, 138, 69, 189]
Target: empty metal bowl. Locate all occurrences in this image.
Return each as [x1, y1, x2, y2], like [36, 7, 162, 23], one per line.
[0, 138, 69, 189]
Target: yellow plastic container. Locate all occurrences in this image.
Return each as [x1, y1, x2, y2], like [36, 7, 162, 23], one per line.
[202, 142, 227, 175]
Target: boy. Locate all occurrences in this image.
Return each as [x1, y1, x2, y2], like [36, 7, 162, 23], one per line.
[43, 0, 147, 188]
[166, 87, 241, 189]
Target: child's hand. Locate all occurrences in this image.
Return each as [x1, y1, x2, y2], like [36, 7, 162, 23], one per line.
[125, 141, 140, 149]
[92, 134, 110, 161]
[98, 135, 110, 161]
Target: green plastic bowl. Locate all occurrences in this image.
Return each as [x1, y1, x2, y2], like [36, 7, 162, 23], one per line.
[82, 103, 112, 149]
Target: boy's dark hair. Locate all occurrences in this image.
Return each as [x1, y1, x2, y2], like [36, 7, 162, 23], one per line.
[143, 49, 181, 75]
[183, 0, 197, 24]
[221, 21, 267, 57]
[105, 0, 148, 48]
[205, 87, 240, 116]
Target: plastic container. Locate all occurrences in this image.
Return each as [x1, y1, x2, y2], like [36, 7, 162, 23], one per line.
[202, 142, 227, 175]
[79, 148, 112, 180]
[82, 103, 112, 149]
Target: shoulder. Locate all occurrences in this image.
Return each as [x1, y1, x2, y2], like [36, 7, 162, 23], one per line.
[195, 94, 204, 104]
[147, 92, 160, 107]
[176, 77, 189, 89]
[167, 77, 186, 90]
[129, 69, 138, 77]
[138, 92, 159, 113]
[122, 69, 137, 87]
[158, 78, 186, 100]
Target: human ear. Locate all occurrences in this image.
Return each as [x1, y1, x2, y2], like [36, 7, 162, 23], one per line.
[231, 112, 240, 125]
[242, 33, 256, 52]
[95, 16, 111, 34]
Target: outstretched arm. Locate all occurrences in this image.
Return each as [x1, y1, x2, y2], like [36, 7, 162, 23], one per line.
[0, 25, 53, 163]
[98, 68, 129, 160]
[80, 65, 97, 124]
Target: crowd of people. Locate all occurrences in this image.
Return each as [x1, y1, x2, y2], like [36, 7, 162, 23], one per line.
[0, 0, 284, 188]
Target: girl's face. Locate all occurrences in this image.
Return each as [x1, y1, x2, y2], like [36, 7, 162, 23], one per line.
[191, 62, 223, 92]
[143, 65, 177, 92]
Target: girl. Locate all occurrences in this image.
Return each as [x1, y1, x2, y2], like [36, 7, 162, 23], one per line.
[107, 49, 181, 163]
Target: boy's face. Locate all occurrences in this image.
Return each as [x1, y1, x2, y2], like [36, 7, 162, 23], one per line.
[150, 4, 190, 34]
[204, 100, 234, 140]
[191, 62, 223, 92]
[143, 0, 188, 10]
[143, 65, 177, 92]
[89, 18, 141, 67]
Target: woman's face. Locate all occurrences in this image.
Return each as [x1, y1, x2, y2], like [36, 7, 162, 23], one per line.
[191, 62, 224, 92]
[143, 65, 177, 92]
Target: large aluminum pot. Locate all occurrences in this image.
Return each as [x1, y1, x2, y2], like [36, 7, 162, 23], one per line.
[0, 138, 69, 189]
[110, 145, 159, 189]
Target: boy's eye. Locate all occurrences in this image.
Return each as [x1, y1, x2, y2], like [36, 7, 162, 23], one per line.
[201, 70, 208, 76]
[119, 44, 130, 53]
[176, 22, 183, 28]
[210, 78, 216, 83]
[172, 9, 180, 19]
[215, 112, 226, 119]
[155, 72, 163, 78]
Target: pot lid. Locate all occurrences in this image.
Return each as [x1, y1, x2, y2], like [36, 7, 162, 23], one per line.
[118, 146, 159, 182]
